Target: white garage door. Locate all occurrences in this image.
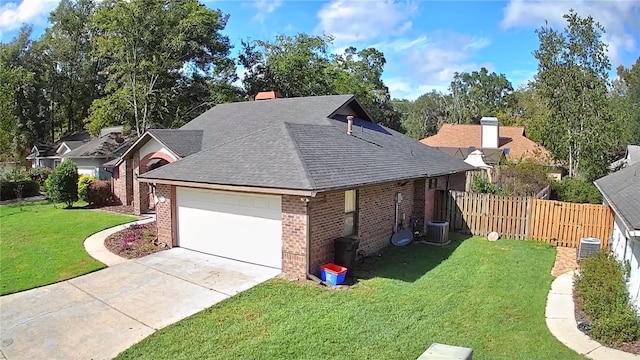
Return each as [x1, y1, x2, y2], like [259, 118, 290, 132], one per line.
[176, 187, 283, 269]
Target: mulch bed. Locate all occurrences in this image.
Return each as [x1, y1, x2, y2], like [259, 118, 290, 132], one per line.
[573, 289, 640, 354]
[104, 221, 167, 259]
[87, 203, 137, 216]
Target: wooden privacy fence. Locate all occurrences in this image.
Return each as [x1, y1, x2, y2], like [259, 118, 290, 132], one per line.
[442, 191, 614, 248]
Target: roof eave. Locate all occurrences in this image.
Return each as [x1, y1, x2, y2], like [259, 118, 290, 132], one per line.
[594, 180, 638, 234]
[136, 177, 316, 197]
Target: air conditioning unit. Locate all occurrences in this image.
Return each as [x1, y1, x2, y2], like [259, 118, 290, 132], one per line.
[426, 221, 450, 246]
[578, 237, 601, 261]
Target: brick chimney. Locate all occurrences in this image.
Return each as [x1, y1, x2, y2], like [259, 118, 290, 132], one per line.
[480, 117, 499, 149]
[255, 91, 283, 100]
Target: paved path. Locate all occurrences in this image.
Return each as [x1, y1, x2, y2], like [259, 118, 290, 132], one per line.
[83, 215, 155, 266]
[546, 271, 640, 359]
[0, 249, 281, 360]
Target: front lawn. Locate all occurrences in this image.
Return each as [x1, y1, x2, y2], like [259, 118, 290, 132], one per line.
[117, 237, 583, 360]
[0, 201, 134, 295]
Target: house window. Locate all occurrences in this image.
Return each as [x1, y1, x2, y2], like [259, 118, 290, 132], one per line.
[53, 160, 61, 169]
[428, 178, 438, 189]
[344, 190, 358, 236]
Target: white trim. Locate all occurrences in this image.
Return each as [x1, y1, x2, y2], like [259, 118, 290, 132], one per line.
[56, 143, 71, 155]
[137, 177, 316, 197]
[112, 132, 181, 166]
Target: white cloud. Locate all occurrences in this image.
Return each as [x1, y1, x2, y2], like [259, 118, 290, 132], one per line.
[500, 0, 640, 65]
[0, 0, 58, 37]
[250, 0, 282, 23]
[315, 0, 417, 44]
[387, 32, 493, 99]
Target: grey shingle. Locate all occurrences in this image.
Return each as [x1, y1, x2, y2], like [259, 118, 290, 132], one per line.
[140, 95, 472, 191]
[595, 162, 640, 231]
[147, 129, 203, 157]
[64, 133, 133, 159]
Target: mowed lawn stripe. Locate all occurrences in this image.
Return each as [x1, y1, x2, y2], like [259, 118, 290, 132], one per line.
[0, 201, 134, 295]
[116, 237, 583, 360]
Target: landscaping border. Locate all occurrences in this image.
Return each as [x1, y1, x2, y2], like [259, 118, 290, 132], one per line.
[83, 215, 155, 266]
[545, 271, 640, 359]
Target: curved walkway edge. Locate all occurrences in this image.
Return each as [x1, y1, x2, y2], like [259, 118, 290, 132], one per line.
[83, 215, 156, 266]
[546, 271, 640, 360]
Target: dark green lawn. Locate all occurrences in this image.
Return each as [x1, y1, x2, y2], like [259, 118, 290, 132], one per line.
[0, 201, 134, 295]
[117, 236, 583, 360]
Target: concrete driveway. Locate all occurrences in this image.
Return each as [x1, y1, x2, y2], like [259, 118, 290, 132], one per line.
[0, 248, 280, 360]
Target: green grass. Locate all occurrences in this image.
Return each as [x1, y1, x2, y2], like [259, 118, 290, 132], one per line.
[117, 236, 583, 360]
[0, 201, 135, 295]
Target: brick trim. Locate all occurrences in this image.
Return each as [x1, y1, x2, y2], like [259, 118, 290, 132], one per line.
[139, 151, 175, 173]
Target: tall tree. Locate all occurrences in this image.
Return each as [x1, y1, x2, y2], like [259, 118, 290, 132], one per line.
[397, 91, 452, 139]
[90, 0, 236, 136]
[534, 11, 615, 180]
[615, 58, 640, 145]
[449, 67, 513, 124]
[239, 34, 401, 130]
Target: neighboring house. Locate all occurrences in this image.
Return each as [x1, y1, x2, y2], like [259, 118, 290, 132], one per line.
[110, 93, 472, 279]
[62, 131, 134, 179]
[27, 131, 91, 169]
[610, 144, 640, 171]
[594, 162, 640, 307]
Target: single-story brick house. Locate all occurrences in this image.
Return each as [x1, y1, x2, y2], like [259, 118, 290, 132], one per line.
[110, 93, 472, 279]
[595, 162, 640, 307]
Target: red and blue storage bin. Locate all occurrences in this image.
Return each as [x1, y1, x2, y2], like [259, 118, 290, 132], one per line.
[320, 263, 347, 285]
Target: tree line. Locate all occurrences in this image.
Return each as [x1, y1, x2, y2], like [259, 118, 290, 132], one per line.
[1, 1, 638, 182]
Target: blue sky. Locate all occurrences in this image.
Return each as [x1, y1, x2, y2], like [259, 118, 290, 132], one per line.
[1, 0, 639, 100]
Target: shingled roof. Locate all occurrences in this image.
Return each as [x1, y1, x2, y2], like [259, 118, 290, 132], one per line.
[138, 95, 473, 192]
[595, 162, 640, 232]
[420, 124, 550, 162]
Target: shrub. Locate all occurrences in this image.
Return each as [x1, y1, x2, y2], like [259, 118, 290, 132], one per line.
[1, 168, 29, 182]
[78, 175, 97, 202]
[553, 177, 602, 204]
[499, 160, 551, 196]
[47, 161, 79, 208]
[574, 251, 640, 345]
[28, 167, 52, 187]
[86, 180, 113, 206]
[0, 180, 39, 200]
[470, 175, 500, 194]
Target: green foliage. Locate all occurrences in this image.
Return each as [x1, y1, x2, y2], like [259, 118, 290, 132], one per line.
[239, 34, 402, 130]
[553, 177, 602, 204]
[470, 176, 499, 194]
[86, 180, 113, 206]
[449, 67, 514, 124]
[77, 175, 97, 202]
[92, 0, 237, 136]
[0, 180, 39, 200]
[499, 160, 551, 196]
[534, 11, 616, 180]
[46, 160, 79, 207]
[574, 251, 640, 345]
[28, 166, 52, 186]
[397, 91, 451, 139]
[0, 169, 30, 182]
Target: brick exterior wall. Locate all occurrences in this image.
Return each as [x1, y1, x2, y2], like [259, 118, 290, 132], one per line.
[112, 159, 133, 206]
[424, 172, 468, 222]
[281, 196, 309, 279]
[358, 181, 414, 254]
[155, 184, 173, 248]
[132, 153, 148, 215]
[413, 179, 426, 233]
[307, 180, 416, 275]
[308, 192, 345, 274]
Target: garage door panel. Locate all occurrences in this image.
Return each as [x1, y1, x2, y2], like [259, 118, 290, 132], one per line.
[176, 187, 282, 269]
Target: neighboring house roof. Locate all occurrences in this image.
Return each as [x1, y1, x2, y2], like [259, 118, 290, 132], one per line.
[28, 131, 92, 159]
[420, 124, 550, 162]
[63, 133, 134, 159]
[595, 162, 640, 233]
[435, 147, 503, 165]
[138, 95, 473, 192]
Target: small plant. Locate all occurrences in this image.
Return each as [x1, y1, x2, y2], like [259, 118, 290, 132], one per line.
[28, 167, 52, 187]
[86, 180, 113, 206]
[553, 177, 602, 204]
[574, 251, 640, 346]
[471, 176, 500, 194]
[47, 161, 79, 208]
[120, 231, 140, 251]
[78, 175, 97, 202]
